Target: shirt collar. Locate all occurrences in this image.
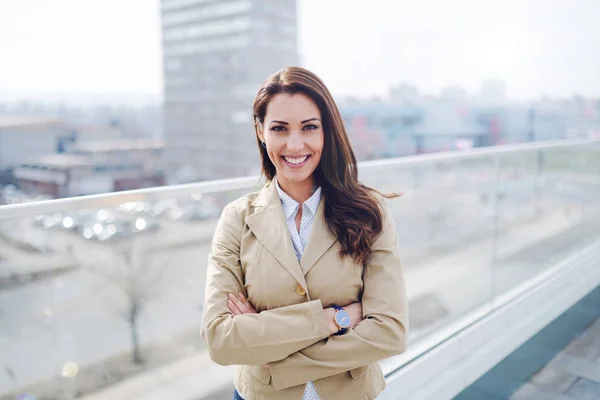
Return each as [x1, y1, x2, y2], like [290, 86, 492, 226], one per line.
[274, 178, 321, 219]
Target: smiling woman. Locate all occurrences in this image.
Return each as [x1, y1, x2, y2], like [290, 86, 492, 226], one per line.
[201, 67, 408, 400]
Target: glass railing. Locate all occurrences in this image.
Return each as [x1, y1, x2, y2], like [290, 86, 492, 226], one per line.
[1, 139, 599, 400]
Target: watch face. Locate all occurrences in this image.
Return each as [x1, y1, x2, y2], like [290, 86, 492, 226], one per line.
[335, 310, 351, 329]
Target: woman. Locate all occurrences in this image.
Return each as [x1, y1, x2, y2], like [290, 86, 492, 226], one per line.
[201, 67, 408, 400]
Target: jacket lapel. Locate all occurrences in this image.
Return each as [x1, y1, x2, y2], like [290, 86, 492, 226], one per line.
[245, 181, 307, 288]
[300, 198, 337, 275]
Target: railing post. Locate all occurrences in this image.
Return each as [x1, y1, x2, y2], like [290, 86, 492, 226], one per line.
[534, 148, 544, 219]
[597, 142, 600, 203]
[491, 154, 501, 269]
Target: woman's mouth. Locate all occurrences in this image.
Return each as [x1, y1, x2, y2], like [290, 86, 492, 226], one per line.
[282, 155, 311, 168]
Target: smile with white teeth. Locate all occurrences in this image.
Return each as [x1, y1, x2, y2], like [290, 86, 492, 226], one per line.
[283, 155, 309, 164]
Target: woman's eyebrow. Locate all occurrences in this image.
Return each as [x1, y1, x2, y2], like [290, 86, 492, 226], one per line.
[269, 118, 320, 124]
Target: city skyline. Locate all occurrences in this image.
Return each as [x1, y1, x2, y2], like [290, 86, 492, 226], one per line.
[0, 0, 600, 104]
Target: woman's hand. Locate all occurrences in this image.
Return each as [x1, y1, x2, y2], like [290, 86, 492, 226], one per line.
[227, 293, 269, 368]
[344, 302, 363, 329]
[227, 292, 257, 315]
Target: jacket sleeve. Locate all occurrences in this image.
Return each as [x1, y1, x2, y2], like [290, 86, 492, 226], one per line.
[201, 204, 331, 366]
[268, 199, 409, 390]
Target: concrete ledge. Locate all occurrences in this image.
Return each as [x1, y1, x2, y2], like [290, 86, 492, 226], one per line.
[458, 287, 600, 399]
[379, 239, 600, 400]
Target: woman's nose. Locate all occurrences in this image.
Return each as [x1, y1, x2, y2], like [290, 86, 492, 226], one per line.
[287, 131, 304, 151]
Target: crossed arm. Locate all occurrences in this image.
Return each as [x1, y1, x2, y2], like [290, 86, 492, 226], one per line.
[201, 202, 408, 390]
[201, 204, 335, 365]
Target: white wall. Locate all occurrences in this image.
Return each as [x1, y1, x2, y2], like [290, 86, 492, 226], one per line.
[0, 129, 61, 169]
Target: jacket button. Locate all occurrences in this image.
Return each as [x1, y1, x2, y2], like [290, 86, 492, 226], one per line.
[296, 285, 306, 296]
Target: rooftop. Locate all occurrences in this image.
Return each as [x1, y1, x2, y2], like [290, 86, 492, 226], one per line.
[0, 117, 63, 131]
[20, 154, 94, 168]
[73, 139, 165, 153]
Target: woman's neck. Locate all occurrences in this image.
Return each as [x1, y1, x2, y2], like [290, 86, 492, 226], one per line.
[277, 176, 315, 204]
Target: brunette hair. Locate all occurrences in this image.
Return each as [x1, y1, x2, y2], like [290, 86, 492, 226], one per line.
[252, 66, 399, 265]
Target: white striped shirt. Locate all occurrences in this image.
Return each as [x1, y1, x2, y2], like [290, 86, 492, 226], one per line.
[275, 179, 322, 400]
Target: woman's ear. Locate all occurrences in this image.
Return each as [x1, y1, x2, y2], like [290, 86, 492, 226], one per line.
[255, 122, 264, 143]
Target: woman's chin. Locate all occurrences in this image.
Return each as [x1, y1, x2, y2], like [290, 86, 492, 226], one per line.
[278, 168, 314, 184]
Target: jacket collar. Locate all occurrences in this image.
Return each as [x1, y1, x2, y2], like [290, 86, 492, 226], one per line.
[274, 178, 321, 220]
[246, 179, 337, 287]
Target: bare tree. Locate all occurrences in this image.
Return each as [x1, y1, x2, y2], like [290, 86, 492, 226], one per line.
[75, 237, 167, 364]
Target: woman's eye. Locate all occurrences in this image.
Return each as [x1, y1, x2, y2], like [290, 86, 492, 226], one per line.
[303, 124, 318, 130]
[271, 126, 286, 132]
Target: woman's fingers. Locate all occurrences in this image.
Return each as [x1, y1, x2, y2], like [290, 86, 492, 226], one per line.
[231, 293, 249, 313]
[235, 293, 257, 314]
[228, 293, 247, 315]
[238, 292, 257, 314]
[228, 297, 242, 315]
[228, 293, 257, 315]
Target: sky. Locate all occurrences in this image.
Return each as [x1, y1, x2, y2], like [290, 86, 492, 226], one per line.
[0, 0, 599, 103]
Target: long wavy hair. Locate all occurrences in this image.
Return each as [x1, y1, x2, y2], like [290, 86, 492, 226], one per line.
[252, 67, 399, 265]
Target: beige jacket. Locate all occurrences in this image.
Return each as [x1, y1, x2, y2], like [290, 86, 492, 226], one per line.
[201, 180, 408, 399]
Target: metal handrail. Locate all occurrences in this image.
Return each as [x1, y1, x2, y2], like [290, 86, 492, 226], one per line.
[1, 138, 598, 220]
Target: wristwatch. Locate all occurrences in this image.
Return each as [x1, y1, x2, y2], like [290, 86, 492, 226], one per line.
[332, 305, 351, 335]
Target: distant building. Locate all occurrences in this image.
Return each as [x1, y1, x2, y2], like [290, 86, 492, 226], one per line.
[483, 98, 600, 145]
[0, 117, 130, 172]
[14, 139, 165, 198]
[160, 0, 299, 182]
[389, 83, 420, 104]
[440, 86, 468, 102]
[412, 105, 489, 153]
[340, 98, 501, 158]
[478, 79, 507, 105]
[340, 102, 423, 159]
[0, 118, 66, 171]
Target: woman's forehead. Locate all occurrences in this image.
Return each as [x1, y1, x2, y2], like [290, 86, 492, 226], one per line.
[264, 93, 321, 122]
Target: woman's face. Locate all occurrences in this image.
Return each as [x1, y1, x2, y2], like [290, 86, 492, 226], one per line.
[258, 93, 324, 187]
